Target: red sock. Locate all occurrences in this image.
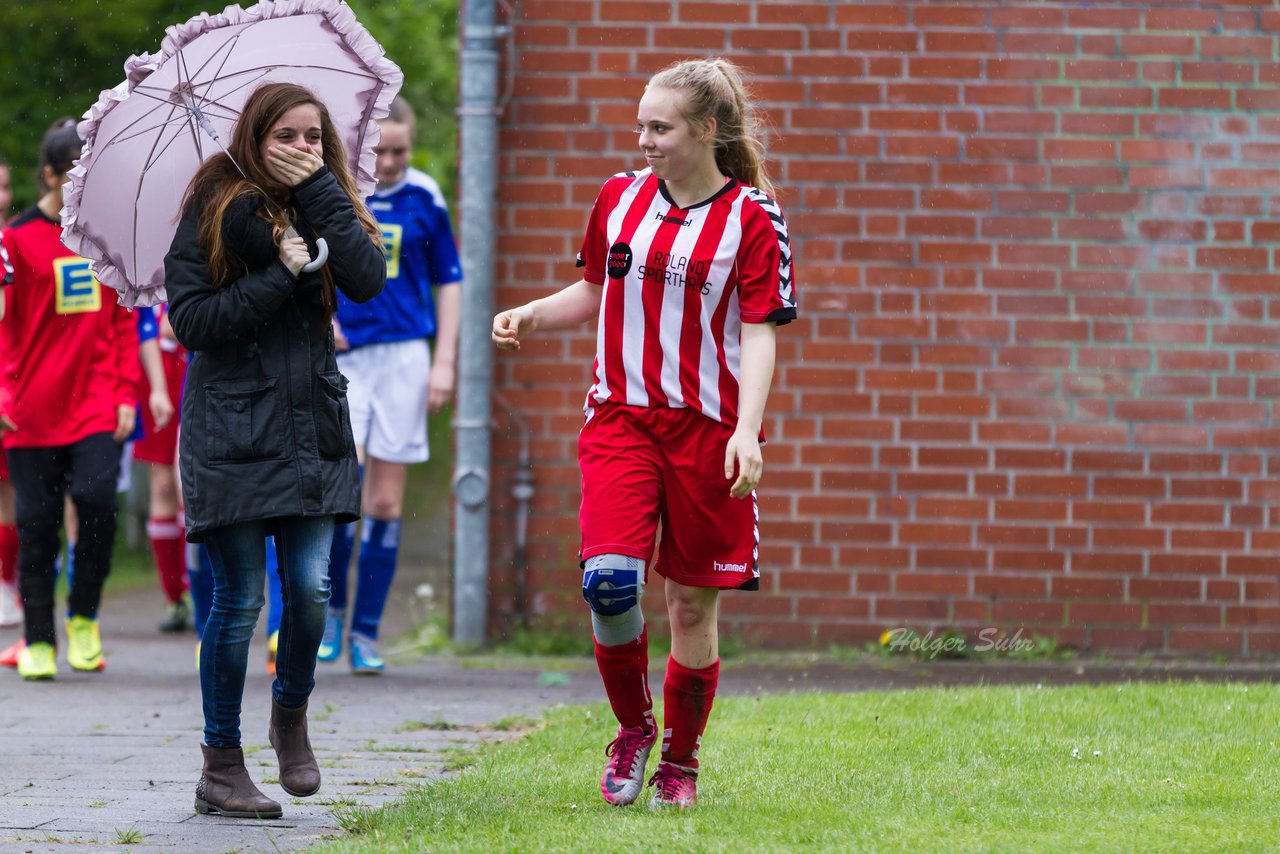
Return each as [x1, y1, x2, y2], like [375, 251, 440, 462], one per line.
[0, 523, 17, 585]
[661, 656, 720, 773]
[147, 515, 188, 603]
[593, 627, 655, 733]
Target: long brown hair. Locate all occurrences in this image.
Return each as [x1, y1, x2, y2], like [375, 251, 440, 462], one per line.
[647, 58, 775, 198]
[182, 82, 382, 313]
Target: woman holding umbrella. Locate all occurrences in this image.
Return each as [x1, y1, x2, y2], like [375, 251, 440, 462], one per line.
[165, 82, 385, 819]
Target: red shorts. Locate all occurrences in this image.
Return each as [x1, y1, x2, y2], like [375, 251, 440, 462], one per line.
[579, 403, 760, 590]
[134, 349, 187, 465]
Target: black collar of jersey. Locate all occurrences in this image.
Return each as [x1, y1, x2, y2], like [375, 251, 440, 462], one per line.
[8, 205, 55, 230]
[657, 175, 738, 211]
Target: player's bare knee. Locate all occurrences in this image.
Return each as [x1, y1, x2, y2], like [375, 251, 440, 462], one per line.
[582, 554, 645, 645]
[666, 588, 717, 632]
[363, 496, 402, 520]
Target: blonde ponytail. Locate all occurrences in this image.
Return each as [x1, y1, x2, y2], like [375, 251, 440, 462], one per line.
[648, 57, 775, 198]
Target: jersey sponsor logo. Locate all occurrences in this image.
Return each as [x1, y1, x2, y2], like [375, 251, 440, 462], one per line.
[606, 241, 633, 279]
[654, 210, 691, 226]
[637, 250, 713, 295]
[713, 559, 748, 573]
[53, 256, 102, 315]
[380, 223, 403, 279]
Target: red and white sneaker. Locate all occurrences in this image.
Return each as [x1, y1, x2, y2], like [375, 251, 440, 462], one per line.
[648, 761, 697, 810]
[600, 725, 656, 806]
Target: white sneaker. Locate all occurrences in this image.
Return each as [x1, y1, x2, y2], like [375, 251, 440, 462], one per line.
[0, 581, 21, 628]
[600, 725, 656, 806]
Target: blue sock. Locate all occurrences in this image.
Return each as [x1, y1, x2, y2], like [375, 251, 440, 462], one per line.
[189, 544, 215, 639]
[328, 521, 357, 612]
[351, 518, 400, 641]
[65, 541, 94, 619]
[266, 536, 283, 637]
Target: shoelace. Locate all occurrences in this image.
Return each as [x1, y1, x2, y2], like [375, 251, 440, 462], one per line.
[648, 766, 694, 800]
[605, 729, 648, 777]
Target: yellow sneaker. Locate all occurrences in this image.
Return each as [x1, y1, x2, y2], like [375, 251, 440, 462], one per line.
[266, 630, 279, 676]
[66, 616, 105, 672]
[17, 641, 56, 680]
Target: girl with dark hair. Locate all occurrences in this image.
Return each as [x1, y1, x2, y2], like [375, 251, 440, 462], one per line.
[0, 118, 141, 680]
[493, 58, 797, 810]
[164, 82, 385, 819]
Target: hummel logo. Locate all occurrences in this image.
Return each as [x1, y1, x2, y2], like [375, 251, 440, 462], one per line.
[713, 560, 747, 573]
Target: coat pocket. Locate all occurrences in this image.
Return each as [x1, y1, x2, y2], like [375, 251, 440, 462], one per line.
[205, 377, 286, 464]
[315, 370, 354, 460]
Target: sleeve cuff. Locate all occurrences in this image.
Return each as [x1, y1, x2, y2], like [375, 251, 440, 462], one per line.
[293, 165, 332, 194]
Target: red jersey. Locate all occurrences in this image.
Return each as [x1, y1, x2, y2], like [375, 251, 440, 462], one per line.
[576, 169, 796, 428]
[0, 207, 139, 447]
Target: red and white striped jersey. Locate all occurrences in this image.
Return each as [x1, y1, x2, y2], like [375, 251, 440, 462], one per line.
[576, 168, 796, 428]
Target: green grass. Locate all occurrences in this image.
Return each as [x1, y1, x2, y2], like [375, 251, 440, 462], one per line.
[310, 683, 1280, 853]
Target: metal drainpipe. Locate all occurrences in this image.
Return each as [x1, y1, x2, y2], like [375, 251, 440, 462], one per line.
[452, 0, 503, 647]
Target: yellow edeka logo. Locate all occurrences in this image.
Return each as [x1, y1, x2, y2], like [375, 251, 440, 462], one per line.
[54, 257, 102, 315]
[380, 223, 402, 279]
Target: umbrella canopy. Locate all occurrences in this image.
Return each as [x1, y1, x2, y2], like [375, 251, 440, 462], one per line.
[62, 0, 403, 308]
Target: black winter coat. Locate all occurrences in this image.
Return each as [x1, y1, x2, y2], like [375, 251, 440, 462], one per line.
[165, 167, 386, 542]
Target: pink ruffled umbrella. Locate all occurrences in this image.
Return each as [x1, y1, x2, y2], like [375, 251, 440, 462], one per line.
[61, 0, 403, 308]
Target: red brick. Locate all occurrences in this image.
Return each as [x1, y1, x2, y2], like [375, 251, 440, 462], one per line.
[1089, 629, 1164, 652]
[1001, 30, 1071, 52]
[1053, 577, 1125, 598]
[909, 57, 983, 78]
[1080, 87, 1153, 109]
[1167, 630, 1242, 655]
[1130, 578, 1202, 600]
[836, 4, 906, 25]
[975, 575, 1047, 597]
[992, 600, 1064, 625]
[1121, 35, 1196, 56]
[1073, 553, 1144, 574]
[1066, 603, 1142, 627]
[1203, 36, 1272, 59]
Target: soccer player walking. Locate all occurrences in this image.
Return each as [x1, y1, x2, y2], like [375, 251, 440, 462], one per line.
[318, 96, 462, 674]
[492, 58, 796, 810]
[0, 119, 142, 680]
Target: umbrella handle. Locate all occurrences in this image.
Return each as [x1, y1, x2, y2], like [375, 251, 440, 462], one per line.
[301, 237, 329, 273]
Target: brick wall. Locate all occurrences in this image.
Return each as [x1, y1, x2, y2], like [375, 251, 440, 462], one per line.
[486, 0, 1280, 655]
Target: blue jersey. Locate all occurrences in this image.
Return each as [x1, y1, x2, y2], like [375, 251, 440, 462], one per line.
[136, 305, 158, 343]
[337, 168, 462, 349]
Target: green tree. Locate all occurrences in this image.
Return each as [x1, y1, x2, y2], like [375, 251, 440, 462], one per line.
[0, 0, 457, 214]
[346, 0, 459, 201]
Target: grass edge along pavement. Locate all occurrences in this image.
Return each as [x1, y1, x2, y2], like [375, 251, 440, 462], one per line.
[308, 684, 1280, 853]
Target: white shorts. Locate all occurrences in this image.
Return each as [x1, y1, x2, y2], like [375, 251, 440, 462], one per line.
[337, 339, 431, 464]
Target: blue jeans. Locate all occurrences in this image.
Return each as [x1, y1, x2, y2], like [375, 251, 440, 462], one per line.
[199, 516, 334, 748]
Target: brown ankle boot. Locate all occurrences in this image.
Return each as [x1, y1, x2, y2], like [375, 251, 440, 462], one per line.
[269, 699, 321, 797]
[194, 744, 283, 818]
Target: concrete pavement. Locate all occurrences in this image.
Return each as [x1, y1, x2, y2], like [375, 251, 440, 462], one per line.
[0, 567, 602, 853]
